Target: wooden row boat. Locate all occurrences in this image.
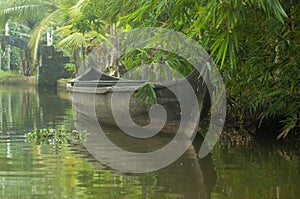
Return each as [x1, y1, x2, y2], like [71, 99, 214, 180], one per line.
[67, 67, 210, 134]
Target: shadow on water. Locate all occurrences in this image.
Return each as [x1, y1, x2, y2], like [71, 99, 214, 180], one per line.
[210, 137, 299, 198]
[75, 113, 217, 199]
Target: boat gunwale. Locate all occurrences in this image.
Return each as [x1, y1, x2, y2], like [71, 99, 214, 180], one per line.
[67, 67, 203, 94]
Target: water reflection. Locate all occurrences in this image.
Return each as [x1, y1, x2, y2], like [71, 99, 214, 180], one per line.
[75, 114, 216, 198]
[0, 86, 298, 198]
[211, 142, 300, 199]
[0, 86, 216, 198]
[0, 86, 72, 132]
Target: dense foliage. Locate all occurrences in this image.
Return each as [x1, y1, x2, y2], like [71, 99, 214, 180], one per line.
[0, 0, 79, 61]
[1, 0, 299, 138]
[68, 0, 299, 138]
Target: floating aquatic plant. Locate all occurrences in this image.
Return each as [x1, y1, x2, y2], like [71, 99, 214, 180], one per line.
[25, 128, 87, 145]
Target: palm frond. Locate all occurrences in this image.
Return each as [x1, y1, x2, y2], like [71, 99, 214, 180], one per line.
[28, 9, 60, 62]
[69, 0, 86, 17]
[0, 0, 48, 25]
[57, 31, 85, 52]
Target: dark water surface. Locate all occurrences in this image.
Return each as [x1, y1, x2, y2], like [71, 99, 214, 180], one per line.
[0, 86, 299, 198]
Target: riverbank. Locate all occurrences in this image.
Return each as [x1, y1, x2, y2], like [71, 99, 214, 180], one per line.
[1, 75, 297, 143]
[57, 78, 70, 90]
[0, 75, 70, 88]
[0, 75, 37, 86]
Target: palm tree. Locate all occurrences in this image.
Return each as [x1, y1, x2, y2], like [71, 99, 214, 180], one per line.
[0, 0, 80, 65]
[56, 0, 122, 75]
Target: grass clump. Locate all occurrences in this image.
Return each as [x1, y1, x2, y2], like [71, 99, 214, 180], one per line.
[0, 70, 19, 78]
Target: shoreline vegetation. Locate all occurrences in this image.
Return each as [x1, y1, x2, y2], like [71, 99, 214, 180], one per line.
[0, 70, 297, 144]
[0, 71, 297, 144]
[0, 74, 37, 86]
[0, 0, 299, 141]
[0, 70, 37, 85]
[0, 71, 68, 87]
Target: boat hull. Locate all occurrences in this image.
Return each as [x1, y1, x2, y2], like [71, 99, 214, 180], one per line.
[67, 69, 210, 134]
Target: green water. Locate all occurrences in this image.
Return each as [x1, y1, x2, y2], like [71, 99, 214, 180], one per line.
[0, 86, 299, 199]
